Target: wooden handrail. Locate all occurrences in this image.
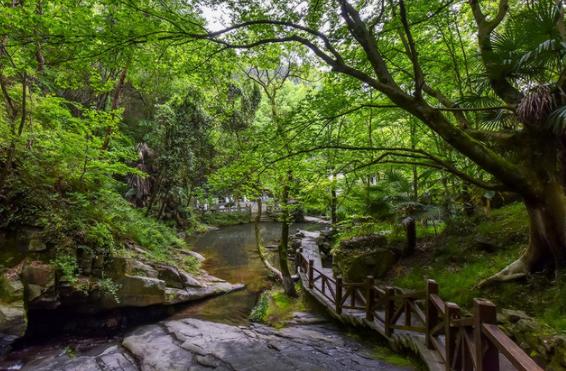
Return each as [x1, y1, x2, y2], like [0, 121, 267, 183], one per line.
[295, 252, 541, 371]
[430, 294, 446, 315]
[482, 323, 543, 371]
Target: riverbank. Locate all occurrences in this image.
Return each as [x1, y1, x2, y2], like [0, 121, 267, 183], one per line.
[22, 317, 411, 371]
[1, 222, 417, 370]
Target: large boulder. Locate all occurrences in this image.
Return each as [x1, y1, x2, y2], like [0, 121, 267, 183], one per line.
[90, 258, 243, 311]
[499, 309, 566, 370]
[334, 248, 397, 282]
[21, 261, 56, 303]
[0, 274, 26, 354]
[155, 265, 184, 289]
[339, 234, 387, 250]
[333, 234, 397, 282]
[0, 227, 245, 350]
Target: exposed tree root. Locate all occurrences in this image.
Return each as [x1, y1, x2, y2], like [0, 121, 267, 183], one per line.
[475, 257, 529, 289]
[255, 221, 283, 281]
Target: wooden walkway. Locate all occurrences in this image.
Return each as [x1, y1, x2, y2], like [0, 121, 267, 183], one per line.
[294, 230, 543, 371]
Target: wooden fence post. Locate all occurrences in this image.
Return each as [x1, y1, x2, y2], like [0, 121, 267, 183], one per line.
[474, 299, 499, 371]
[384, 287, 395, 336]
[403, 216, 416, 256]
[335, 276, 343, 314]
[365, 276, 375, 321]
[308, 259, 314, 289]
[426, 279, 439, 349]
[445, 302, 460, 371]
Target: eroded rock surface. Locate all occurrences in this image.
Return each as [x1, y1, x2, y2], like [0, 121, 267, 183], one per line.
[0, 230, 244, 353]
[24, 318, 409, 371]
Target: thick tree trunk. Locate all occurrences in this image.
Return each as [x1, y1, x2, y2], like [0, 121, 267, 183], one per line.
[479, 182, 566, 286]
[279, 175, 298, 297]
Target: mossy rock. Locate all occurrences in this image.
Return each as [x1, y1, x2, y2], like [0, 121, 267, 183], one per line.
[0, 273, 26, 350]
[333, 234, 397, 282]
[335, 248, 398, 282]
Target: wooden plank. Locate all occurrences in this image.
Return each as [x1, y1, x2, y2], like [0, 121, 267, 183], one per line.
[451, 317, 474, 328]
[431, 336, 446, 362]
[390, 324, 426, 333]
[430, 294, 446, 315]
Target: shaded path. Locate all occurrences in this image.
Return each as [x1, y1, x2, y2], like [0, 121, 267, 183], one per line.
[295, 230, 542, 371]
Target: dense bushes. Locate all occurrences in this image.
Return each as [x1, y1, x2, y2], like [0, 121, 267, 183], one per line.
[0, 94, 191, 272]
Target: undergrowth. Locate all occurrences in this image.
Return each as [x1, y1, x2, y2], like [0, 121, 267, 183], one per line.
[390, 202, 566, 333]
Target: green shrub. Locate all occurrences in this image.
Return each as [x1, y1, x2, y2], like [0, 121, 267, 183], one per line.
[97, 278, 121, 304]
[249, 291, 269, 322]
[52, 254, 79, 284]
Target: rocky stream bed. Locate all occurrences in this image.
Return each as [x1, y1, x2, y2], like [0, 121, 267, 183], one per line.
[0, 222, 416, 370]
[21, 315, 409, 371]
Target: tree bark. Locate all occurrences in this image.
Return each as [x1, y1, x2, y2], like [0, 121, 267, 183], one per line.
[478, 123, 566, 284]
[102, 67, 128, 150]
[330, 173, 338, 226]
[279, 173, 298, 297]
[479, 185, 566, 286]
[254, 198, 283, 281]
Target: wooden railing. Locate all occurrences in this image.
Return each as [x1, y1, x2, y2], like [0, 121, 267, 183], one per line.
[199, 205, 252, 214]
[296, 250, 542, 371]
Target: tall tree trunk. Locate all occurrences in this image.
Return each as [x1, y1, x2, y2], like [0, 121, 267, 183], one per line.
[4, 75, 26, 175]
[279, 173, 298, 297]
[412, 165, 418, 201]
[330, 172, 338, 226]
[102, 67, 128, 150]
[462, 184, 474, 217]
[254, 198, 283, 280]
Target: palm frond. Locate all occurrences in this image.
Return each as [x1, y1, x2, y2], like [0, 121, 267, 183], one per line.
[546, 105, 566, 134]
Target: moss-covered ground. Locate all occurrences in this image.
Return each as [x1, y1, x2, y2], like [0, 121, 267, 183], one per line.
[387, 202, 566, 333]
[249, 284, 321, 328]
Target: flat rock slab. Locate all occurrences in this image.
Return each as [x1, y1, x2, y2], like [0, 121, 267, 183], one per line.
[24, 318, 411, 371]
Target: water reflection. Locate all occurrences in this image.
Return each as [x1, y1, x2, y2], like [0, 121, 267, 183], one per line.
[169, 222, 317, 324]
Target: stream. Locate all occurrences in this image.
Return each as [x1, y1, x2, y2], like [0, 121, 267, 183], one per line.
[0, 222, 318, 369]
[0, 222, 413, 370]
[171, 222, 320, 324]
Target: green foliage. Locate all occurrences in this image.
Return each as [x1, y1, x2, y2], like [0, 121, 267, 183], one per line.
[249, 285, 317, 328]
[201, 211, 251, 227]
[371, 345, 417, 368]
[390, 203, 566, 332]
[52, 255, 79, 285]
[182, 255, 201, 274]
[249, 291, 269, 322]
[96, 278, 121, 304]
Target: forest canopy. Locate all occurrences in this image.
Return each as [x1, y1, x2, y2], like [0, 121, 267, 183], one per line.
[1, 0, 566, 289]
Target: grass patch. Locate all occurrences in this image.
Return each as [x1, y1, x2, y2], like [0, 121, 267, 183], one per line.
[372, 344, 419, 368]
[201, 211, 251, 227]
[343, 328, 420, 369]
[249, 285, 321, 328]
[389, 202, 566, 333]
